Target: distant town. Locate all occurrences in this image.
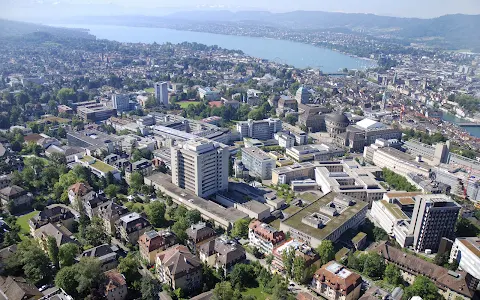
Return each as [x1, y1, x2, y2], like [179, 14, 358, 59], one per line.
[0, 18, 479, 300]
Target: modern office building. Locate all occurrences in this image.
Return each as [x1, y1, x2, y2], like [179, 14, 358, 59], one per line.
[154, 82, 169, 106]
[76, 103, 117, 122]
[280, 193, 368, 248]
[111, 94, 130, 113]
[449, 237, 480, 286]
[236, 118, 282, 140]
[198, 87, 221, 101]
[171, 138, 229, 198]
[272, 162, 320, 185]
[409, 194, 460, 252]
[286, 144, 344, 162]
[363, 145, 431, 178]
[274, 132, 295, 149]
[241, 147, 275, 180]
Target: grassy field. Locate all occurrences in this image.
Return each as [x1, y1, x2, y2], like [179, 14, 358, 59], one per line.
[178, 101, 201, 108]
[144, 87, 154, 93]
[16, 211, 39, 239]
[242, 287, 271, 300]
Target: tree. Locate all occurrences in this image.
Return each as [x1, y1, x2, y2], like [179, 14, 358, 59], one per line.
[403, 276, 440, 300]
[117, 252, 140, 284]
[141, 277, 160, 300]
[455, 217, 480, 237]
[212, 281, 235, 300]
[363, 253, 385, 279]
[84, 217, 110, 246]
[293, 256, 306, 283]
[434, 252, 449, 267]
[231, 219, 250, 239]
[59, 243, 80, 267]
[50, 152, 67, 165]
[266, 254, 274, 266]
[146, 201, 166, 228]
[185, 209, 202, 225]
[130, 172, 144, 190]
[229, 264, 255, 290]
[55, 266, 79, 296]
[384, 264, 402, 285]
[317, 240, 335, 266]
[46, 236, 59, 269]
[271, 279, 289, 300]
[171, 217, 189, 243]
[75, 257, 104, 296]
[285, 114, 298, 126]
[15, 92, 29, 108]
[252, 247, 262, 259]
[282, 248, 295, 279]
[57, 88, 76, 104]
[104, 184, 120, 199]
[16, 240, 53, 284]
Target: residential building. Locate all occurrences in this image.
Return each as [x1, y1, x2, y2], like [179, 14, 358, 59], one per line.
[80, 244, 119, 272]
[236, 118, 282, 141]
[409, 194, 460, 252]
[76, 155, 121, 180]
[373, 242, 477, 300]
[104, 270, 128, 300]
[186, 222, 217, 254]
[198, 236, 246, 273]
[280, 193, 368, 248]
[370, 192, 423, 247]
[0, 185, 32, 212]
[272, 239, 317, 272]
[34, 223, 79, 250]
[314, 161, 386, 206]
[40, 288, 74, 300]
[449, 237, 480, 288]
[0, 175, 11, 190]
[112, 94, 130, 113]
[115, 212, 152, 245]
[155, 82, 169, 106]
[171, 138, 229, 198]
[0, 276, 42, 300]
[241, 147, 275, 180]
[311, 261, 362, 300]
[286, 144, 344, 163]
[139, 230, 177, 264]
[0, 245, 17, 274]
[274, 132, 295, 148]
[125, 159, 153, 184]
[29, 205, 75, 235]
[156, 245, 203, 292]
[363, 145, 431, 178]
[68, 182, 95, 206]
[96, 201, 129, 235]
[248, 220, 286, 254]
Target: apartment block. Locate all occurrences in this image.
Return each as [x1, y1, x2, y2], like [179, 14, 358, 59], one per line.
[241, 147, 275, 180]
[154, 82, 169, 106]
[248, 220, 285, 254]
[236, 118, 282, 140]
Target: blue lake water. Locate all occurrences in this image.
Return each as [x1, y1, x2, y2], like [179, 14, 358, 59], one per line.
[54, 24, 376, 72]
[442, 112, 480, 138]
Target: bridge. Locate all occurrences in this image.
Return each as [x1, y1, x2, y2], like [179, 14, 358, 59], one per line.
[457, 123, 480, 127]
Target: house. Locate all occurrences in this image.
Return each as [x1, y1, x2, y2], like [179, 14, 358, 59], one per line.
[79, 244, 119, 272]
[372, 242, 477, 300]
[156, 245, 203, 292]
[0, 185, 32, 212]
[198, 236, 246, 273]
[34, 223, 79, 250]
[104, 270, 128, 300]
[139, 230, 177, 265]
[186, 222, 217, 254]
[0, 276, 42, 300]
[311, 261, 362, 300]
[84, 195, 109, 219]
[96, 201, 129, 235]
[29, 205, 76, 236]
[68, 182, 95, 207]
[248, 220, 285, 254]
[115, 212, 151, 245]
[125, 159, 153, 184]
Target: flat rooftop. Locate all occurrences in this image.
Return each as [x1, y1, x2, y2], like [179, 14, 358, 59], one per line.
[378, 147, 430, 169]
[281, 192, 368, 240]
[380, 200, 408, 220]
[80, 155, 116, 173]
[145, 173, 248, 224]
[459, 237, 480, 258]
[242, 147, 272, 161]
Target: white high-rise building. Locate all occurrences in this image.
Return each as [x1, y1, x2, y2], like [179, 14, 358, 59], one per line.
[171, 138, 229, 198]
[154, 82, 169, 106]
[450, 237, 480, 285]
[112, 94, 130, 113]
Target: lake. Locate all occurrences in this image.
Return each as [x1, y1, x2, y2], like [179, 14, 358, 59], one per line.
[54, 24, 376, 72]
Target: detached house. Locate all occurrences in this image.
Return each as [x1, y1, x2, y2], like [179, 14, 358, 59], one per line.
[0, 185, 32, 213]
[115, 212, 151, 245]
[139, 230, 177, 265]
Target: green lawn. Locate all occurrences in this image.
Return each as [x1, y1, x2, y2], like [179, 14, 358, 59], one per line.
[144, 87, 154, 93]
[178, 101, 201, 108]
[16, 211, 39, 239]
[268, 218, 281, 230]
[242, 287, 271, 300]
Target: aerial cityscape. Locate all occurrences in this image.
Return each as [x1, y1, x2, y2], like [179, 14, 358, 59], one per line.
[0, 1, 480, 300]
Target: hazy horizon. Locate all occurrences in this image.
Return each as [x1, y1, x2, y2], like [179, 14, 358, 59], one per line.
[2, 0, 480, 21]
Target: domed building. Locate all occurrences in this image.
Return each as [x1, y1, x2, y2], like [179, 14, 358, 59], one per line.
[325, 113, 350, 136]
